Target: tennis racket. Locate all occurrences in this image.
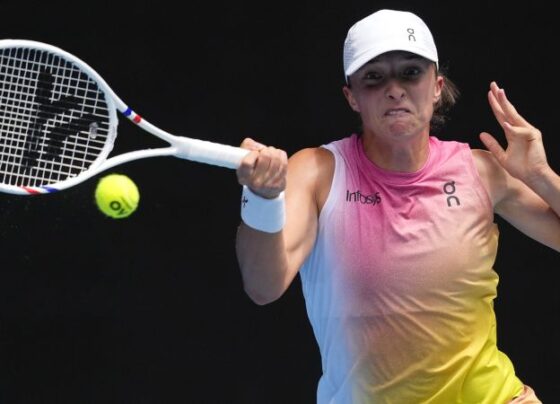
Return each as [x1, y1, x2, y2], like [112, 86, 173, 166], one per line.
[0, 39, 250, 195]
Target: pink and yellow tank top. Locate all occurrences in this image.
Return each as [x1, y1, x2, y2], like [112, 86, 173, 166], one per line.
[299, 134, 523, 403]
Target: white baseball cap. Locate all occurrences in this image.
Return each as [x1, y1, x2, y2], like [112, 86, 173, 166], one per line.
[343, 9, 438, 80]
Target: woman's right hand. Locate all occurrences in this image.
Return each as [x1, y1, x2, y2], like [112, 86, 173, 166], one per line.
[236, 138, 288, 199]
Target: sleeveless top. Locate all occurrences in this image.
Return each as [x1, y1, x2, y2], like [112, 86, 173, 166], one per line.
[299, 134, 523, 403]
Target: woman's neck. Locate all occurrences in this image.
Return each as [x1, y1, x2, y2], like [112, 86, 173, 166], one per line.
[361, 131, 431, 172]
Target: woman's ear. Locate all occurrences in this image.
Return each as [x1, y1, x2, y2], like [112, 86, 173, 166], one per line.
[343, 85, 360, 113]
[434, 75, 444, 103]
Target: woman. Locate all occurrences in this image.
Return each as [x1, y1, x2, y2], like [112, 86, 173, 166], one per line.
[235, 9, 558, 403]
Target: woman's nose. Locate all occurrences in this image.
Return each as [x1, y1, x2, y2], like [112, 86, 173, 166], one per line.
[384, 81, 406, 100]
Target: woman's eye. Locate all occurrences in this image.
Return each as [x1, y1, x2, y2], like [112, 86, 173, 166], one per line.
[403, 66, 421, 78]
[364, 72, 382, 81]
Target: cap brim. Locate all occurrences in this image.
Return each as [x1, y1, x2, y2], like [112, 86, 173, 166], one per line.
[345, 44, 438, 77]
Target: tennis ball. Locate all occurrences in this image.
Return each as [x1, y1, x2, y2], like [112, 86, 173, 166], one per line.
[95, 174, 139, 219]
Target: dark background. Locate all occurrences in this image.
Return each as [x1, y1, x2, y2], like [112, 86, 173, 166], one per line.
[0, 0, 558, 402]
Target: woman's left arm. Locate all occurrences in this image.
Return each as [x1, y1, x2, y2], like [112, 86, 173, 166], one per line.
[478, 81, 560, 252]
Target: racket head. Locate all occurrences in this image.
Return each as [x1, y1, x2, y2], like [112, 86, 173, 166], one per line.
[0, 39, 119, 195]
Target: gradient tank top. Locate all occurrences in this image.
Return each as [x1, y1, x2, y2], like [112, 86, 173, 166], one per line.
[299, 134, 523, 403]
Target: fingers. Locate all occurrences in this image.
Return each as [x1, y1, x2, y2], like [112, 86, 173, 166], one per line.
[479, 131, 506, 164]
[237, 138, 288, 199]
[488, 82, 542, 143]
[487, 83, 505, 124]
[240, 137, 266, 151]
[488, 81, 531, 128]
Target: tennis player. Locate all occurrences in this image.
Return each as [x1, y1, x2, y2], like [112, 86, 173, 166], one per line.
[236, 9, 557, 403]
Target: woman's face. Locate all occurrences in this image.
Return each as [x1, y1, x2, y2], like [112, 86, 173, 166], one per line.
[343, 51, 443, 142]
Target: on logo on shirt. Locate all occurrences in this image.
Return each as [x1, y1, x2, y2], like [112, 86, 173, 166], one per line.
[443, 181, 461, 207]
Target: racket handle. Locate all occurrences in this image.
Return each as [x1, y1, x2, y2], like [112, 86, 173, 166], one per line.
[174, 137, 250, 169]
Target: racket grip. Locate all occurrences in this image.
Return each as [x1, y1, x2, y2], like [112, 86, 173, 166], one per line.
[175, 137, 250, 169]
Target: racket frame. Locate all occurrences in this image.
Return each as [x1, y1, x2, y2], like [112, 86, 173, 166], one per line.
[0, 39, 248, 195]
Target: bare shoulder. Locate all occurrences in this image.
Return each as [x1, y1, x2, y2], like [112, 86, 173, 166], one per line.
[471, 148, 498, 177]
[289, 147, 333, 172]
[471, 148, 508, 206]
[288, 147, 334, 211]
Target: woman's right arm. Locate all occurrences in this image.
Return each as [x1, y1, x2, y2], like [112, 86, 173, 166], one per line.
[235, 139, 333, 305]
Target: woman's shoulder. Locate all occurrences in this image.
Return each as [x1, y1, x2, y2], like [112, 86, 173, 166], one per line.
[289, 147, 334, 182]
[289, 147, 335, 210]
[471, 148, 508, 207]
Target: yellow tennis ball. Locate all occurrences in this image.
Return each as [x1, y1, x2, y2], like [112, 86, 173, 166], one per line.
[95, 174, 140, 219]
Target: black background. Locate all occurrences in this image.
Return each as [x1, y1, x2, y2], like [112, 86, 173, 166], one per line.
[0, 0, 558, 403]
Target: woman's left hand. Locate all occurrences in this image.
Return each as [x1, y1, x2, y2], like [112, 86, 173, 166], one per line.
[479, 81, 549, 184]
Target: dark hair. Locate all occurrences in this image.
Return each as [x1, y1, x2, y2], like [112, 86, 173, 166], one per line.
[431, 66, 460, 132]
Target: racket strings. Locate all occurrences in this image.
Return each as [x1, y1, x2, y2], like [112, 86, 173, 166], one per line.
[0, 47, 111, 187]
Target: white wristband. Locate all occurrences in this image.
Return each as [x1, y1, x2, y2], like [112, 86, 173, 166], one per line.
[240, 186, 286, 233]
